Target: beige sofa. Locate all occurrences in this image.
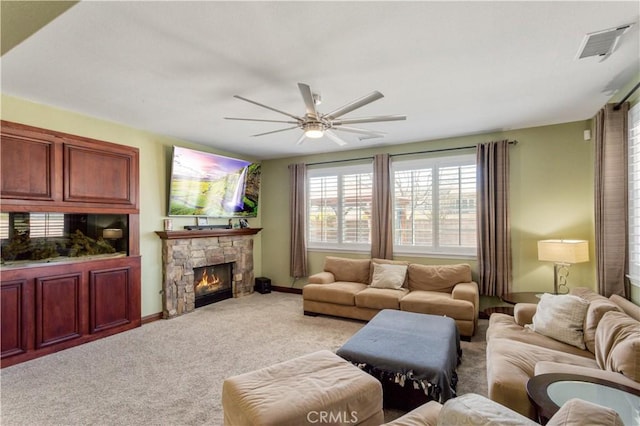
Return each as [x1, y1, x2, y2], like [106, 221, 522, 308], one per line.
[486, 287, 640, 420]
[382, 393, 623, 426]
[302, 256, 479, 337]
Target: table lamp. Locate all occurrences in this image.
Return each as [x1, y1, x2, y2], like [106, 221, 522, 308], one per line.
[537, 239, 589, 294]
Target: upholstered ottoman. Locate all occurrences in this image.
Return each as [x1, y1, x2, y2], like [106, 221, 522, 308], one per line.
[221, 350, 384, 426]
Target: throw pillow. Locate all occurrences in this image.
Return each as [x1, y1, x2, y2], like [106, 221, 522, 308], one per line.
[370, 263, 408, 290]
[526, 293, 589, 349]
[594, 310, 640, 381]
[370, 258, 409, 287]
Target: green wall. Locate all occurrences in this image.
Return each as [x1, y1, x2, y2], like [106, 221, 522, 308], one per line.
[260, 120, 596, 294]
[0, 94, 263, 317]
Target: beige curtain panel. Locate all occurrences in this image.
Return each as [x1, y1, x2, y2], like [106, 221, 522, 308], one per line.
[476, 140, 512, 296]
[289, 163, 308, 278]
[594, 103, 629, 298]
[371, 153, 393, 259]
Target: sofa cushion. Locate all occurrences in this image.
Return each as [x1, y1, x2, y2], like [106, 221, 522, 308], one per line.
[370, 258, 410, 288]
[324, 256, 371, 284]
[526, 293, 589, 349]
[407, 263, 472, 293]
[370, 263, 408, 290]
[584, 297, 623, 353]
[570, 287, 624, 354]
[356, 287, 409, 310]
[400, 290, 474, 321]
[595, 310, 640, 382]
[486, 313, 595, 358]
[486, 339, 598, 418]
[302, 282, 368, 306]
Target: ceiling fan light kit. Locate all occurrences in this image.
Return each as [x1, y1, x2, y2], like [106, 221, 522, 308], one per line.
[225, 82, 406, 146]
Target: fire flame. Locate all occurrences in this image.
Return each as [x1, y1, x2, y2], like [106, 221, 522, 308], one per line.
[195, 269, 221, 295]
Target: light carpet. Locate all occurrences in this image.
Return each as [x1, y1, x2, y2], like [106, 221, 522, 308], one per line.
[1, 292, 487, 425]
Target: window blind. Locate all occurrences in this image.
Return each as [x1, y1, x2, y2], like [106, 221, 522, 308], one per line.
[628, 103, 640, 286]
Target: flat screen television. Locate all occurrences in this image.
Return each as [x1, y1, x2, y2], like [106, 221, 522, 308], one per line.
[168, 146, 261, 218]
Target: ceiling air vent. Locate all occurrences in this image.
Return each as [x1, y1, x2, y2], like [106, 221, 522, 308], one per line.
[577, 24, 633, 60]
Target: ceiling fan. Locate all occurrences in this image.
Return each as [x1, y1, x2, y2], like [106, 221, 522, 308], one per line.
[224, 83, 406, 146]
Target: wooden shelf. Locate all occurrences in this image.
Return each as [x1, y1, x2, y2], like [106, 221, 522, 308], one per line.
[155, 228, 262, 240]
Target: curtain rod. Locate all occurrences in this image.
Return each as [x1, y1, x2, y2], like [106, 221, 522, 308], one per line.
[306, 140, 517, 166]
[614, 82, 640, 111]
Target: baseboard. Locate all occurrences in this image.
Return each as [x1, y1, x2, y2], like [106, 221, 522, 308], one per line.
[142, 312, 163, 324]
[271, 285, 302, 295]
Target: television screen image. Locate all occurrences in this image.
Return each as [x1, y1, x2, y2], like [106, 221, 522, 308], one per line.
[168, 146, 261, 217]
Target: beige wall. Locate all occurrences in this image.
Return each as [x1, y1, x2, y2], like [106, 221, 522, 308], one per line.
[1, 94, 262, 317]
[260, 120, 596, 294]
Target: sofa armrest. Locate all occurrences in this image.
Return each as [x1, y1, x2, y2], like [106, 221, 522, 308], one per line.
[547, 398, 623, 426]
[307, 271, 336, 284]
[514, 303, 537, 326]
[452, 281, 479, 313]
[534, 361, 640, 392]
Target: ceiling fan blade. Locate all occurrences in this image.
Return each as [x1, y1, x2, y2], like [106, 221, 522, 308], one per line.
[251, 126, 299, 137]
[296, 133, 307, 146]
[298, 83, 318, 119]
[357, 134, 385, 141]
[324, 91, 384, 120]
[324, 130, 347, 146]
[225, 117, 300, 124]
[332, 115, 407, 125]
[333, 126, 387, 137]
[234, 95, 303, 121]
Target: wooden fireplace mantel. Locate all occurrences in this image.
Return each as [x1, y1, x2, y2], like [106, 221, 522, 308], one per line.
[155, 228, 262, 240]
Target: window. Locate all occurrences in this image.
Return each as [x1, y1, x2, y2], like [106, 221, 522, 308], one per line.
[392, 153, 477, 256]
[307, 163, 373, 251]
[0, 212, 65, 240]
[628, 103, 640, 287]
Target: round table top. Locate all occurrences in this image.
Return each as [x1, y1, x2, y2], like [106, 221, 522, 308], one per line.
[527, 373, 640, 424]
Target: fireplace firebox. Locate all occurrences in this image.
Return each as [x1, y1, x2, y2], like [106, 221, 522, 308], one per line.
[194, 262, 233, 308]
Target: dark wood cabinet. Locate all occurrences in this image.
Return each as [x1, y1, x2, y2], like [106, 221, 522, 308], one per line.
[1, 279, 30, 359]
[0, 134, 56, 201]
[1, 120, 139, 213]
[0, 121, 141, 367]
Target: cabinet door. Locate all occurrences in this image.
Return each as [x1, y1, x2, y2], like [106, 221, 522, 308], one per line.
[64, 143, 138, 207]
[35, 273, 82, 348]
[0, 135, 55, 200]
[89, 266, 133, 333]
[1, 280, 29, 358]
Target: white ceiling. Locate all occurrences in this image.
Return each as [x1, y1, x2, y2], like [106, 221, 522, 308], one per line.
[2, 1, 639, 160]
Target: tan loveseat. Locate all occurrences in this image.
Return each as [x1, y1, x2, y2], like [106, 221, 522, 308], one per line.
[486, 287, 640, 420]
[302, 256, 479, 337]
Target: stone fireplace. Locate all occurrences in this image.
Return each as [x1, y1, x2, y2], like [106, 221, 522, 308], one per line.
[155, 228, 262, 318]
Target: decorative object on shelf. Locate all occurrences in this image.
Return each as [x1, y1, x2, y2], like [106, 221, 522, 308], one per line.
[537, 239, 589, 294]
[164, 219, 173, 231]
[197, 217, 208, 226]
[239, 218, 249, 228]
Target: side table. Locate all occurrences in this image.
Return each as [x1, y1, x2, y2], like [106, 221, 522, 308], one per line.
[501, 292, 541, 305]
[526, 373, 640, 425]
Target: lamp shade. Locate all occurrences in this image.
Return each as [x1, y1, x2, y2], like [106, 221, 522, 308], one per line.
[103, 228, 123, 239]
[537, 239, 589, 264]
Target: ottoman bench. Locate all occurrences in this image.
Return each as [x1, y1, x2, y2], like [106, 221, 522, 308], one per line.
[337, 309, 461, 411]
[221, 350, 384, 426]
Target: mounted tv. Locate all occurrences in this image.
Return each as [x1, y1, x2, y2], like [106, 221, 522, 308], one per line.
[168, 146, 261, 218]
